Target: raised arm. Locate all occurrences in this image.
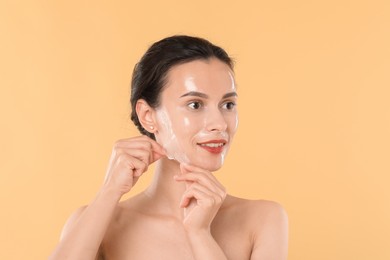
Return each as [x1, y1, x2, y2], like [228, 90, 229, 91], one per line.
[49, 136, 165, 260]
[174, 163, 229, 260]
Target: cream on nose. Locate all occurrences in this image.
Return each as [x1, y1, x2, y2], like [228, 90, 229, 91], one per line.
[205, 109, 228, 132]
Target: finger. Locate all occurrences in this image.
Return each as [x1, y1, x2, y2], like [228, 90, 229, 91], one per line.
[174, 173, 222, 195]
[132, 159, 148, 177]
[147, 138, 167, 157]
[115, 137, 165, 164]
[187, 182, 217, 199]
[115, 139, 153, 153]
[180, 162, 209, 174]
[117, 148, 151, 166]
[180, 163, 225, 191]
[118, 154, 148, 177]
[180, 186, 221, 208]
[131, 135, 166, 157]
[179, 163, 224, 193]
[180, 186, 211, 208]
[151, 150, 166, 163]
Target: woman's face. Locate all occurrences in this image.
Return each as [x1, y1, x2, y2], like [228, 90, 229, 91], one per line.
[154, 58, 238, 171]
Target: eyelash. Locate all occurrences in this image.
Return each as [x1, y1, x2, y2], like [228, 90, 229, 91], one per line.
[187, 101, 203, 110]
[222, 101, 236, 110]
[187, 101, 236, 110]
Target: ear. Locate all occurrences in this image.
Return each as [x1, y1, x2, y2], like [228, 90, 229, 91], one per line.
[136, 99, 157, 133]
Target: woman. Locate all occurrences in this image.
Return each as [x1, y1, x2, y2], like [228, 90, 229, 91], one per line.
[49, 35, 288, 260]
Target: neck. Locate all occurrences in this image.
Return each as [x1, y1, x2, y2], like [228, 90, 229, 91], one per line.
[143, 157, 187, 218]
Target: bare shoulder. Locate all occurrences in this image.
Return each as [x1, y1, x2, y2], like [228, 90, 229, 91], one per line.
[221, 195, 289, 259]
[223, 195, 288, 221]
[218, 195, 288, 238]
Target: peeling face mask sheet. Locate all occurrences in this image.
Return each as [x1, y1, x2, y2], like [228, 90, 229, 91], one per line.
[156, 108, 231, 165]
[156, 109, 190, 164]
[154, 59, 238, 168]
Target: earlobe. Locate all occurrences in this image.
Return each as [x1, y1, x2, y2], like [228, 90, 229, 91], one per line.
[135, 99, 157, 133]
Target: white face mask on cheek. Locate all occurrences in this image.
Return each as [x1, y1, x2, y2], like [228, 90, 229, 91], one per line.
[155, 107, 233, 169]
[155, 109, 191, 164]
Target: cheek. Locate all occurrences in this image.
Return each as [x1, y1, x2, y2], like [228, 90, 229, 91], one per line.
[174, 116, 191, 133]
[183, 117, 190, 127]
[227, 113, 239, 135]
[155, 110, 196, 163]
[171, 114, 199, 139]
[233, 114, 239, 132]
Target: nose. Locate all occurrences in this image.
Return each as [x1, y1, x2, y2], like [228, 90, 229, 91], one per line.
[205, 108, 228, 132]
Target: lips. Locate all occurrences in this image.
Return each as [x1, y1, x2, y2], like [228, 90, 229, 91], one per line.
[197, 139, 227, 154]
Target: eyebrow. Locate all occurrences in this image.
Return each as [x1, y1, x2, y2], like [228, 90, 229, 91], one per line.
[180, 91, 238, 99]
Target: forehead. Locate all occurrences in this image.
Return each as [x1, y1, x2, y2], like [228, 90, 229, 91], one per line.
[163, 58, 236, 96]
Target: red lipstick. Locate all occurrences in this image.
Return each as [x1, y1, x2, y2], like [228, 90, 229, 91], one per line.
[197, 139, 227, 154]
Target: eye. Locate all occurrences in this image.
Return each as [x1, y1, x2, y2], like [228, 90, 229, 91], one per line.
[222, 101, 236, 110]
[188, 101, 203, 110]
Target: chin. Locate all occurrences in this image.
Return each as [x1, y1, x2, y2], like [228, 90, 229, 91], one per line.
[189, 156, 225, 172]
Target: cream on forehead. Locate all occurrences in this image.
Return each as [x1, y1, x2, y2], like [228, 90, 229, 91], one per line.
[182, 69, 236, 93]
[184, 76, 197, 92]
[228, 71, 237, 91]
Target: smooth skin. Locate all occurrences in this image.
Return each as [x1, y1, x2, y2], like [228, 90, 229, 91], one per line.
[49, 59, 288, 260]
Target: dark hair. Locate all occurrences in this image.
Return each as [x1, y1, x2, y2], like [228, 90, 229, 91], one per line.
[130, 35, 234, 140]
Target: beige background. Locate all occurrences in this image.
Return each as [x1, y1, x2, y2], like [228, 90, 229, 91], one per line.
[1, 0, 389, 259]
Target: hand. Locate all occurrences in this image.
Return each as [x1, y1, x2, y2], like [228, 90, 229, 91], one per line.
[103, 136, 165, 197]
[174, 163, 227, 232]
